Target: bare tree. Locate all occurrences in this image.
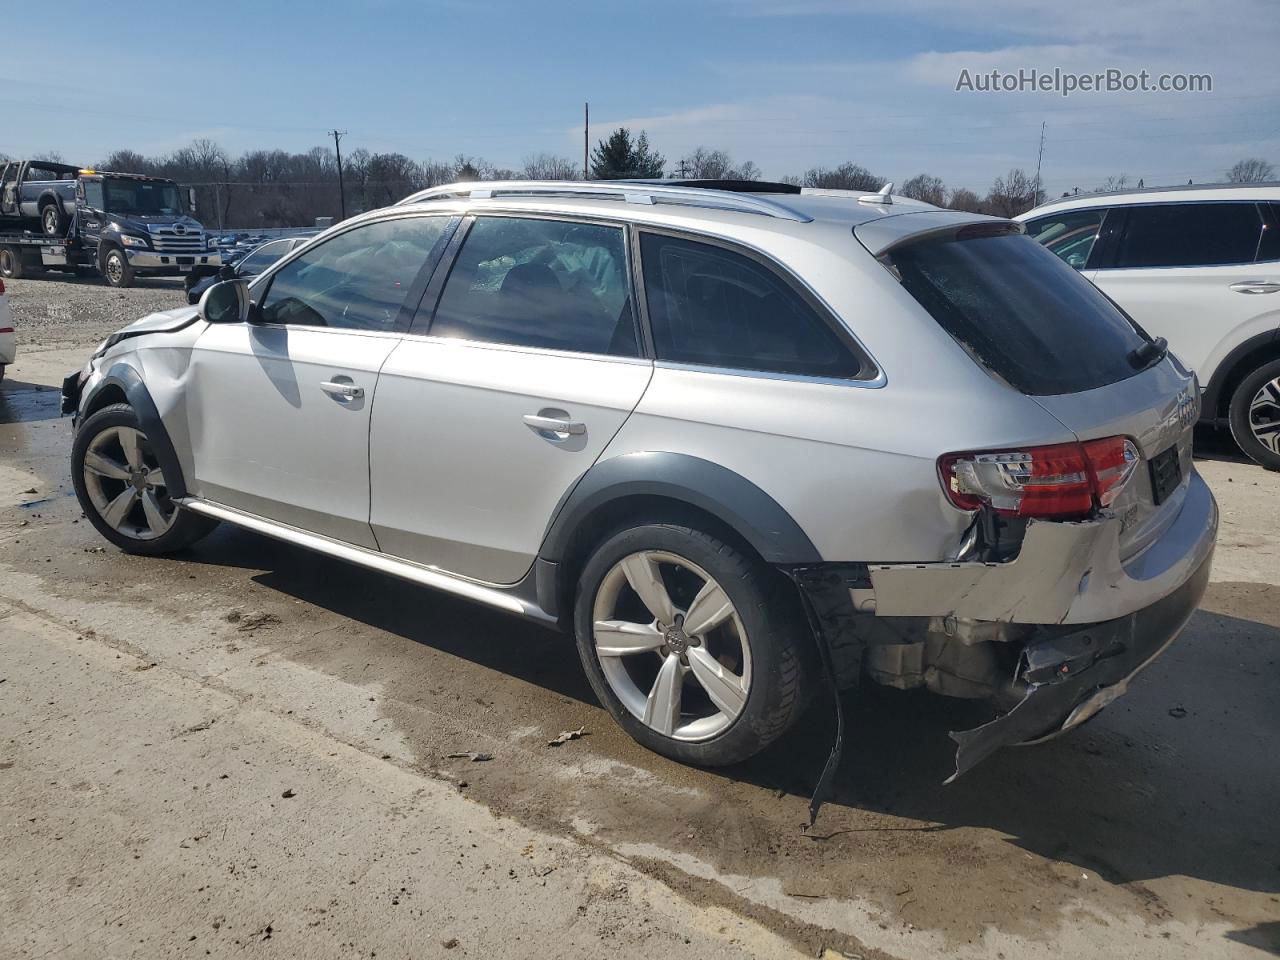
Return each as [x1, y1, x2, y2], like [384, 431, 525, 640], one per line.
[797, 162, 883, 191]
[987, 168, 1041, 217]
[1097, 173, 1130, 193]
[1226, 158, 1275, 183]
[946, 187, 985, 213]
[679, 147, 761, 181]
[900, 173, 946, 206]
[520, 153, 578, 180]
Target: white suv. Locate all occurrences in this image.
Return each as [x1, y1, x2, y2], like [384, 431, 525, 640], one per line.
[63, 180, 1217, 783]
[1020, 184, 1280, 468]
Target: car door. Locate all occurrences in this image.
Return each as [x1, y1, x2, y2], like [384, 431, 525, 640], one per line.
[369, 214, 652, 584]
[185, 213, 456, 547]
[1088, 201, 1279, 375]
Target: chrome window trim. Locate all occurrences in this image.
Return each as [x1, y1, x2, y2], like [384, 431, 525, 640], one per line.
[391, 330, 655, 368]
[652, 358, 887, 389]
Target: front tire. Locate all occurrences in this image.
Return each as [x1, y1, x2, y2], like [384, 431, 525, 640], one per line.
[101, 246, 134, 288]
[574, 522, 810, 767]
[72, 403, 218, 555]
[1228, 358, 1280, 471]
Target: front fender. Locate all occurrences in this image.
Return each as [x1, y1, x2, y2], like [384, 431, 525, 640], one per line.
[80, 363, 188, 499]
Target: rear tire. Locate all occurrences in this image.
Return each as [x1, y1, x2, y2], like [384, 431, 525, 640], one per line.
[1228, 358, 1280, 471]
[101, 246, 134, 288]
[573, 522, 810, 767]
[0, 246, 24, 279]
[41, 202, 67, 237]
[72, 403, 218, 555]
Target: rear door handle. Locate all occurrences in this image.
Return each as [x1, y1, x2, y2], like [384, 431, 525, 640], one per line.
[320, 380, 364, 400]
[523, 414, 586, 436]
[1229, 281, 1280, 294]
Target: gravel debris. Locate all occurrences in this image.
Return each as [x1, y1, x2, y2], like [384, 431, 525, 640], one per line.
[3, 275, 187, 351]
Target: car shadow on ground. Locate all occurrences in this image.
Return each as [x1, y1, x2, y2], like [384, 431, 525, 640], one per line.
[181, 522, 1280, 902]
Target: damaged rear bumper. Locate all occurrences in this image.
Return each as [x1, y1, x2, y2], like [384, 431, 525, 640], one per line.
[948, 540, 1212, 779]
[793, 470, 1217, 781]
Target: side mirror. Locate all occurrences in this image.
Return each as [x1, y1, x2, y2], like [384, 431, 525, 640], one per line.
[187, 187, 198, 212]
[199, 279, 252, 325]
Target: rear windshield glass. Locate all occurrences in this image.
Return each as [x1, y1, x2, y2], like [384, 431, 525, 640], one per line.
[884, 231, 1148, 396]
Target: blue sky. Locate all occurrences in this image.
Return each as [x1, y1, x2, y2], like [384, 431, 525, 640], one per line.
[3, 0, 1277, 195]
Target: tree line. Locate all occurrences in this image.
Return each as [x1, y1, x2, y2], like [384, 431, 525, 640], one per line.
[3, 133, 1274, 229]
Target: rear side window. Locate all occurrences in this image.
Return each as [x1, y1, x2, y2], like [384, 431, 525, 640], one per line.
[1114, 202, 1263, 268]
[886, 231, 1148, 396]
[427, 217, 638, 356]
[639, 233, 863, 379]
[1024, 208, 1105, 270]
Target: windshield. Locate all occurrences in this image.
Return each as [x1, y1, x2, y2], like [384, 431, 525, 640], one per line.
[885, 230, 1149, 396]
[103, 179, 184, 217]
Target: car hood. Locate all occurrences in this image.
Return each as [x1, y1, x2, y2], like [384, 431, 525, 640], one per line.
[99, 304, 201, 354]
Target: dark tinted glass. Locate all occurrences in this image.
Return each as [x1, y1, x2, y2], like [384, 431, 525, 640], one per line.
[1258, 204, 1280, 262]
[1115, 202, 1262, 268]
[83, 181, 104, 210]
[259, 216, 448, 330]
[886, 232, 1148, 396]
[640, 233, 862, 379]
[428, 217, 636, 356]
[1024, 209, 1105, 270]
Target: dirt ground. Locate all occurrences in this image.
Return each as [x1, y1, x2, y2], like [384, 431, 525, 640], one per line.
[2, 274, 1278, 959]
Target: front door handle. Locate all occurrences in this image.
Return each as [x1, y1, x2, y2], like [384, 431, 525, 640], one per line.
[523, 413, 586, 436]
[320, 380, 364, 400]
[1229, 281, 1280, 295]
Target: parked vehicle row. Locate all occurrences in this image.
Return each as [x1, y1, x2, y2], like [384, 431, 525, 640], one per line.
[1020, 182, 1280, 469]
[63, 179, 1217, 786]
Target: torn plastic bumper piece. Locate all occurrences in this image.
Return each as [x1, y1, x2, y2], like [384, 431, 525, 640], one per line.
[948, 542, 1213, 781]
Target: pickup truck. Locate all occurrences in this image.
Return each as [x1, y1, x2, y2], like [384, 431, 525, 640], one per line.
[0, 159, 80, 235]
[0, 166, 220, 287]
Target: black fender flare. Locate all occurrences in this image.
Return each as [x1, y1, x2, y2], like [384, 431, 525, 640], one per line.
[1201, 328, 1280, 421]
[81, 363, 188, 499]
[538, 452, 822, 568]
[36, 190, 66, 216]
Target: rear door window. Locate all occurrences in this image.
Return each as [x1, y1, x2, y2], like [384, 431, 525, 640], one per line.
[1024, 208, 1106, 270]
[885, 230, 1149, 396]
[1258, 203, 1280, 262]
[1113, 202, 1263, 268]
[639, 233, 865, 379]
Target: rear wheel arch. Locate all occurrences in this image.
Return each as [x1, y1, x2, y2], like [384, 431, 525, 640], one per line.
[538, 453, 821, 621]
[1203, 330, 1280, 421]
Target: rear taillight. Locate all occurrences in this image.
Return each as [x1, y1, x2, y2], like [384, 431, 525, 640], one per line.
[940, 437, 1139, 519]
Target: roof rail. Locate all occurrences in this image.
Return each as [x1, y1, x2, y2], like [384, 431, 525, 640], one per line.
[395, 180, 814, 222]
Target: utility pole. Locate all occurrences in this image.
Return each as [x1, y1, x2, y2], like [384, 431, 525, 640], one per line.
[330, 129, 348, 220]
[583, 103, 589, 180]
[1033, 121, 1046, 204]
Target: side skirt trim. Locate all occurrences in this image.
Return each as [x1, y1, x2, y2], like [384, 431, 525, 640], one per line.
[178, 498, 557, 626]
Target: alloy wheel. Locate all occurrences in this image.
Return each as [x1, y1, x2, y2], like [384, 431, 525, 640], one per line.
[591, 550, 751, 742]
[43, 206, 59, 235]
[1249, 377, 1280, 455]
[81, 426, 177, 540]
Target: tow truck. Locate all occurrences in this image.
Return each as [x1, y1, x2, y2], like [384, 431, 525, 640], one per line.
[0, 167, 220, 288]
